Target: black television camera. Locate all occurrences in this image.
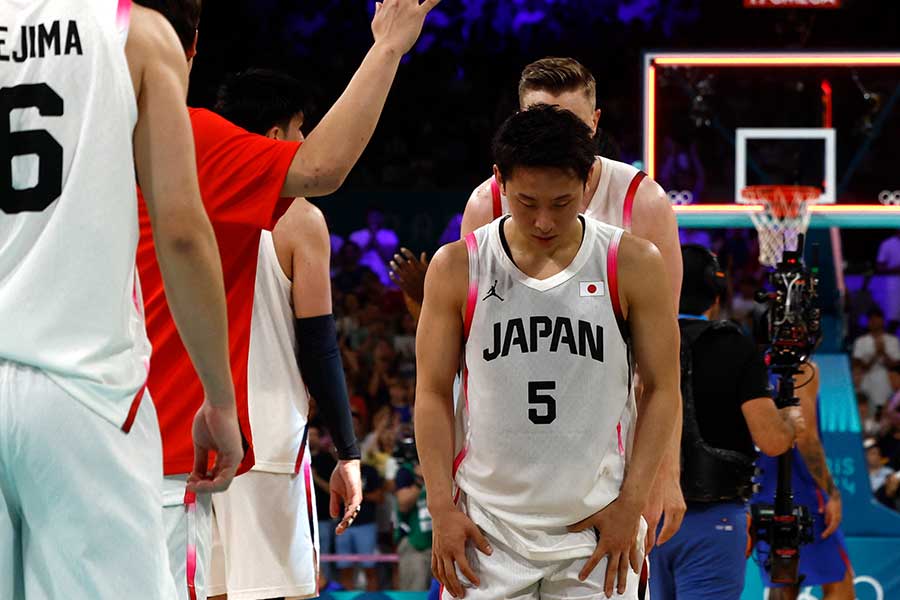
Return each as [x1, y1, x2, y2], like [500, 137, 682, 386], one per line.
[749, 235, 819, 584]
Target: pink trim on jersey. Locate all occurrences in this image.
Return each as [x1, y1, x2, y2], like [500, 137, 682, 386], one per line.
[451, 366, 471, 506]
[451, 368, 470, 476]
[616, 422, 625, 456]
[116, 0, 131, 30]
[607, 233, 624, 322]
[622, 171, 647, 231]
[490, 179, 503, 220]
[120, 384, 146, 433]
[184, 490, 198, 600]
[463, 233, 478, 340]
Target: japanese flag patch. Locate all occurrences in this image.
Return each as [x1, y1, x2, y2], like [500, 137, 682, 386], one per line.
[579, 281, 605, 297]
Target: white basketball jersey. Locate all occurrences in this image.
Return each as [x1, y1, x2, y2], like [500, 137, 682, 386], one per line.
[494, 156, 645, 231]
[246, 231, 310, 473]
[0, 0, 149, 428]
[455, 216, 635, 560]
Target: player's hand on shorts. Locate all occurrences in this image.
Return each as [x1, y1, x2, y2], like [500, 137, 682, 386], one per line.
[643, 470, 686, 550]
[431, 506, 492, 599]
[389, 248, 428, 304]
[187, 400, 243, 494]
[371, 0, 442, 56]
[568, 497, 643, 598]
[822, 492, 842, 539]
[331, 459, 363, 534]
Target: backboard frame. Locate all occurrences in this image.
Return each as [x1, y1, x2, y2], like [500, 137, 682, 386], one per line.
[644, 51, 900, 227]
[735, 127, 836, 204]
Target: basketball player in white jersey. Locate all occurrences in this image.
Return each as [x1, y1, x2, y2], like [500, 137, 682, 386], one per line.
[391, 58, 685, 547]
[416, 105, 680, 599]
[207, 68, 363, 600]
[0, 1, 241, 598]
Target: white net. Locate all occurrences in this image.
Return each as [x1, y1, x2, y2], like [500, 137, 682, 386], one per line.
[741, 186, 820, 267]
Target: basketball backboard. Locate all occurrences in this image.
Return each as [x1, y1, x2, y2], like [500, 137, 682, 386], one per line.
[643, 52, 900, 228]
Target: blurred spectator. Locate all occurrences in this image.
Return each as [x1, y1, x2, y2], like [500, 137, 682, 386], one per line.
[393, 313, 417, 372]
[334, 241, 376, 295]
[389, 378, 413, 426]
[880, 380, 900, 470]
[329, 219, 345, 277]
[368, 339, 397, 410]
[876, 230, 900, 331]
[310, 423, 338, 587]
[394, 437, 432, 591]
[347, 381, 370, 431]
[337, 293, 361, 338]
[336, 414, 385, 591]
[364, 415, 400, 485]
[866, 437, 894, 492]
[877, 471, 900, 511]
[730, 277, 761, 332]
[858, 392, 880, 437]
[437, 213, 463, 246]
[852, 307, 900, 409]
[659, 137, 705, 203]
[350, 208, 400, 286]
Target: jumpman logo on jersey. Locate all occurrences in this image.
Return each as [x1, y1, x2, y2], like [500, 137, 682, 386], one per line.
[483, 280, 504, 302]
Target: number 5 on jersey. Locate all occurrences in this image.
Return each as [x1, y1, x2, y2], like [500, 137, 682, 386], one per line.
[528, 381, 556, 424]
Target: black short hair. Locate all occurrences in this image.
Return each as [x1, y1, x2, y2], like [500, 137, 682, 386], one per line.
[867, 306, 885, 319]
[492, 104, 595, 184]
[680, 245, 722, 315]
[134, 0, 201, 53]
[215, 68, 308, 136]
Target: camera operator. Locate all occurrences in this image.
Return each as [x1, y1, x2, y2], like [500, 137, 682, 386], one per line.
[752, 362, 855, 600]
[650, 245, 804, 600]
[393, 436, 433, 591]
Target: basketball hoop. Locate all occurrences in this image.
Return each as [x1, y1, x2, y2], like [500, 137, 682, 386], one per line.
[740, 185, 821, 266]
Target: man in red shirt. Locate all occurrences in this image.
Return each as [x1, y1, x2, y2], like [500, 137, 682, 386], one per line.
[133, 1, 440, 598]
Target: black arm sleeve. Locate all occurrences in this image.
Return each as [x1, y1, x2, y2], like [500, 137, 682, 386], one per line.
[295, 315, 361, 460]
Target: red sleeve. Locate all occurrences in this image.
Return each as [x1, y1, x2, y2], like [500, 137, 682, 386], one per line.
[189, 108, 301, 230]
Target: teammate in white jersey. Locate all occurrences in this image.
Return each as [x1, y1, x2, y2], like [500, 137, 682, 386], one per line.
[392, 57, 686, 546]
[416, 105, 680, 599]
[0, 1, 240, 598]
[208, 68, 363, 600]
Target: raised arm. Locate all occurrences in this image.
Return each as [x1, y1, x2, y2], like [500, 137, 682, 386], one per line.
[281, 0, 440, 198]
[128, 5, 241, 492]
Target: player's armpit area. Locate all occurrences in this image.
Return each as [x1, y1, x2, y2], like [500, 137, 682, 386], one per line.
[460, 178, 496, 238]
[415, 241, 469, 386]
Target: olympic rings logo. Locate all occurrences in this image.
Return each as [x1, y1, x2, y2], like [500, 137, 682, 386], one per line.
[768, 576, 885, 600]
[668, 190, 694, 205]
[878, 190, 900, 205]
